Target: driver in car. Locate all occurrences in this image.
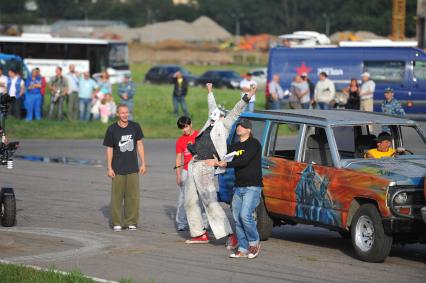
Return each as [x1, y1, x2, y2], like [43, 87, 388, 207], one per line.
[366, 132, 395, 159]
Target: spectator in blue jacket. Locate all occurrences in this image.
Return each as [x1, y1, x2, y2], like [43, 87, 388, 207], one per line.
[25, 69, 43, 121]
[118, 74, 136, 120]
[381, 88, 405, 116]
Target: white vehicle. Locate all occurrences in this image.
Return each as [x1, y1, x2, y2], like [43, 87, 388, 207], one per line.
[278, 31, 331, 47]
[0, 34, 130, 83]
[250, 68, 267, 88]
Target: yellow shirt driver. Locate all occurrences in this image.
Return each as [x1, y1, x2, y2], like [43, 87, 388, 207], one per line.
[366, 132, 395, 159]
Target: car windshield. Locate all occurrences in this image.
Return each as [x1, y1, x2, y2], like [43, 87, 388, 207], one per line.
[332, 124, 426, 160]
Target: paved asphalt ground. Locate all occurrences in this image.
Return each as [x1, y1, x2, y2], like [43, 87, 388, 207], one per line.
[0, 124, 425, 283]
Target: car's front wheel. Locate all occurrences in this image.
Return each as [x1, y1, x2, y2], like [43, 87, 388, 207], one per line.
[255, 196, 274, 241]
[351, 204, 392, 262]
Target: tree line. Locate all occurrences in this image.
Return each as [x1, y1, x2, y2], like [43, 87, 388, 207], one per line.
[0, 0, 417, 37]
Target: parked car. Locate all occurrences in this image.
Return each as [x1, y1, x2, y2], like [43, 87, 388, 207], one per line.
[195, 70, 242, 89]
[218, 109, 426, 262]
[250, 68, 267, 89]
[144, 65, 197, 85]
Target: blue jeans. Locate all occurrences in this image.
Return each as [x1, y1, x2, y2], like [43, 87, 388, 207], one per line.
[79, 98, 91, 121]
[301, 102, 310, 109]
[245, 101, 255, 112]
[317, 102, 331, 110]
[173, 96, 189, 117]
[25, 94, 42, 121]
[232, 186, 262, 253]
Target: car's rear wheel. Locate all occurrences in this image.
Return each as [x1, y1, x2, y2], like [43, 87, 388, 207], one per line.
[255, 196, 274, 241]
[351, 204, 392, 262]
[1, 194, 16, 227]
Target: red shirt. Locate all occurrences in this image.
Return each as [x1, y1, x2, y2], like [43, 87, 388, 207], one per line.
[176, 130, 198, 170]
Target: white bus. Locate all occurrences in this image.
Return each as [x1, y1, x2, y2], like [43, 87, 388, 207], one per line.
[0, 34, 130, 83]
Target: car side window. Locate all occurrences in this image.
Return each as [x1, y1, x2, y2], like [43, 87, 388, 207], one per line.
[332, 126, 357, 159]
[149, 67, 159, 74]
[363, 61, 405, 83]
[413, 61, 426, 81]
[266, 122, 300, 160]
[203, 71, 212, 78]
[302, 126, 333, 166]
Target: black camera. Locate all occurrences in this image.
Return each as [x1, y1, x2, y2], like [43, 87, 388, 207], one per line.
[0, 97, 18, 227]
[0, 94, 15, 114]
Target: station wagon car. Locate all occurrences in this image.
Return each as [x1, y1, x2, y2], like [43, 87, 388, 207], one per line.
[219, 109, 426, 262]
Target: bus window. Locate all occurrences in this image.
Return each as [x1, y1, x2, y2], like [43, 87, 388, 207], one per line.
[413, 61, 426, 81]
[363, 61, 405, 82]
[108, 44, 128, 68]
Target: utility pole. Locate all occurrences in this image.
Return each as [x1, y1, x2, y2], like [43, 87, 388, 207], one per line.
[417, 0, 426, 48]
[391, 0, 406, 40]
[322, 13, 330, 36]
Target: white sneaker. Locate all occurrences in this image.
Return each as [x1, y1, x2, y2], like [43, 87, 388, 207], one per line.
[113, 225, 122, 232]
[127, 225, 137, 231]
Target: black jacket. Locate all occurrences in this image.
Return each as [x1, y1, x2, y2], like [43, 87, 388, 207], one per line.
[172, 77, 188, 97]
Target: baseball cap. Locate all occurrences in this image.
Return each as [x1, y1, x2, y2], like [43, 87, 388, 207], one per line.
[384, 87, 393, 93]
[237, 118, 252, 129]
[361, 72, 370, 77]
[376, 132, 392, 142]
[301, 72, 308, 77]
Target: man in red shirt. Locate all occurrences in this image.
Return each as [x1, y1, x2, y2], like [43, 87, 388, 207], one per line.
[175, 116, 198, 231]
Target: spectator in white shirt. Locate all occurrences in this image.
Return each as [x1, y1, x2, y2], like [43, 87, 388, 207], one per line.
[66, 64, 80, 120]
[268, 74, 286, 110]
[314, 72, 335, 110]
[359, 72, 375, 112]
[0, 66, 7, 95]
[240, 73, 256, 112]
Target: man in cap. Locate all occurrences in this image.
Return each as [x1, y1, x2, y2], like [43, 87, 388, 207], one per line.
[206, 118, 263, 259]
[381, 88, 405, 116]
[366, 132, 396, 159]
[184, 82, 256, 250]
[240, 72, 256, 112]
[359, 72, 375, 112]
[118, 73, 136, 120]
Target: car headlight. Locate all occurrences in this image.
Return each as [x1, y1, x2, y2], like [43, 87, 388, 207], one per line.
[230, 80, 240, 87]
[394, 192, 408, 205]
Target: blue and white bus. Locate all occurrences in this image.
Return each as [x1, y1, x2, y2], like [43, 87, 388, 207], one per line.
[0, 34, 130, 83]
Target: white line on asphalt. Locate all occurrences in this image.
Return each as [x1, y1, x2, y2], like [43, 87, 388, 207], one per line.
[0, 227, 119, 263]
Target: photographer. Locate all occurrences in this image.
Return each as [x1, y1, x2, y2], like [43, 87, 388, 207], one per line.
[48, 67, 68, 120]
